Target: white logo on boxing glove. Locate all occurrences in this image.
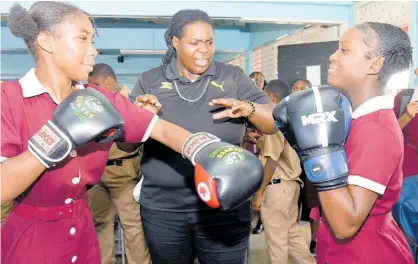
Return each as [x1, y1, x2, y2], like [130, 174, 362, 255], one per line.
[197, 182, 211, 202]
[301, 111, 338, 126]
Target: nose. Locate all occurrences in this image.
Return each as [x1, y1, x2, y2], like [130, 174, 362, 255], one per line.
[88, 44, 98, 58]
[330, 50, 338, 62]
[198, 42, 209, 54]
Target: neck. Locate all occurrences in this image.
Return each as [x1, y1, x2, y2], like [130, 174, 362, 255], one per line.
[35, 60, 74, 103]
[346, 80, 384, 110]
[111, 83, 122, 93]
[176, 59, 200, 82]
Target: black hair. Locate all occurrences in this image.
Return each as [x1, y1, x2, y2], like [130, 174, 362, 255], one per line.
[264, 79, 291, 100]
[290, 78, 312, 89]
[249, 72, 264, 79]
[355, 22, 413, 86]
[89, 63, 117, 81]
[163, 9, 213, 65]
[8, 2, 98, 59]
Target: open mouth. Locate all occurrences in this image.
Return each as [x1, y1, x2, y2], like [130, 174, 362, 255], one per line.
[195, 59, 209, 66]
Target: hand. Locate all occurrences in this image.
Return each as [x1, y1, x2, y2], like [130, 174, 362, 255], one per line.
[252, 192, 264, 212]
[406, 101, 418, 118]
[135, 94, 162, 114]
[210, 98, 253, 119]
[246, 132, 261, 143]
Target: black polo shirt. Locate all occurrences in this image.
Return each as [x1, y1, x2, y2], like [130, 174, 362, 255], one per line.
[129, 58, 270, 212]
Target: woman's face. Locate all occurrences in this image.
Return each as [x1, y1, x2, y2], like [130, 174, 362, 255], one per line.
[44, 14, 98, 81]
[173, 21, 215, 75]
[327, 28, 382, 92]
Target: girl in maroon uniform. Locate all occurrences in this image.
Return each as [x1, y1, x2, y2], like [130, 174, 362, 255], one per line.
[317, 22, 414, 264]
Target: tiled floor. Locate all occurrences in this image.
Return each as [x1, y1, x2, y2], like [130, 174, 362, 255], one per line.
[249, 220, 312, 264]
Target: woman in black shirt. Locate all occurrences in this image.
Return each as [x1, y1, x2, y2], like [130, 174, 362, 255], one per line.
[129, 9, 276, 264]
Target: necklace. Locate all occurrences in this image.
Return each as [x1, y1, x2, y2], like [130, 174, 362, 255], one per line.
[174, 77, 211, 103]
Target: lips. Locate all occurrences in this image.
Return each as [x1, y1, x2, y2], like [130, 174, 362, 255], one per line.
[195, 59, 209, 67]
[83, 63, 94, 72]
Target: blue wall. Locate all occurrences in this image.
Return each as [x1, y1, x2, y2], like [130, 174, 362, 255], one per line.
[0, 1, 355, 81]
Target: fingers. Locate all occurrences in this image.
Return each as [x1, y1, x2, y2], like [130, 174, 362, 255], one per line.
[136, 95, 162, 109]
[212, 109, 241, 120]
[209, 98, 236, 108]
[212, 110, 231, 120]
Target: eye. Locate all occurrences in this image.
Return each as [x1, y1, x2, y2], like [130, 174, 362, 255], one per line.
[190, 42, 198, 46]
[340, 48, 349, 53]
[79, 36, 88, 41]
[208, 41, 214, 45]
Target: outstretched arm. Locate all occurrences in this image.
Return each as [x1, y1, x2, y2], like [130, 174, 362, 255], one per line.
[210, 99, 278, 135]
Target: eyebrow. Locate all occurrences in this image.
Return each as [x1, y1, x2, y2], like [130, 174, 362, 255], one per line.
[81, 28, 92, 35]
[191, 37, 214, 42]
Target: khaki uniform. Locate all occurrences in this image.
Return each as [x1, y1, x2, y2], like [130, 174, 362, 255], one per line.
[1, 201, 13, 223]
[259, 132, 315, 264]
[87, 86, 150, 264]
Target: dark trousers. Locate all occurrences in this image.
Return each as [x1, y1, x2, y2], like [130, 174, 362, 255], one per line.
[140, 202, 251, 264]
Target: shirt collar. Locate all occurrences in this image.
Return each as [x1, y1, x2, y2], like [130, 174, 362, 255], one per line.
[19, 68, 85, 104]
[351, 95, 394, 119]
[165, 57, 216, 82]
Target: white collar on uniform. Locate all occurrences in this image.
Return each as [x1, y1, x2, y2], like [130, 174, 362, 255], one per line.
[19, 68, 85, 104]
[351, 95, 394, 119]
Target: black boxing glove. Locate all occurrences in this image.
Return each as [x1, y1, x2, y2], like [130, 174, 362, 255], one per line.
[28, 88, 124, 168]
[273, 87, 352, 191]
[182, 132, 264, 210]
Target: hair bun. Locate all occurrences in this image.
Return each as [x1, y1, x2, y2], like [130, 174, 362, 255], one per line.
[8, 4, 38, 40]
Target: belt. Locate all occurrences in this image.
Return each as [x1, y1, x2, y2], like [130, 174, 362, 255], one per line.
[13, 199, 86, 221]
[268, 178, 281, 185]
[106, 151, 140, 166]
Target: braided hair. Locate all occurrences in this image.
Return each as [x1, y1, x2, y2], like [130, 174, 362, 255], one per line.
[8, 1, 98, 60]
[355, 22, 413, 86]
[163, 9, 213, 65]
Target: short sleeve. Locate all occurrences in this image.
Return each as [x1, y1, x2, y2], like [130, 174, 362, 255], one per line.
[129, 74, 147, 103]
[1, 88, 22, 162]
[347, 122, 401, 195]
[235, 69, 271, 104]
[261, 133, 284, 162]
[393, 92, 400, 118]
[89, 85, 158, 143]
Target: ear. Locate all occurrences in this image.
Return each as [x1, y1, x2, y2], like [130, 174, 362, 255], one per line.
[105, 76, 113, 86]
[172, 36, 179, 50]
[36, 32, 54, 53]
[367, 56, 385, 75]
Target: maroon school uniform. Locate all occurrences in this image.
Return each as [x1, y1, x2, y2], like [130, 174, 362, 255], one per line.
[316, 95, 414, 264]
[1, 69, 158, 264]
[393, 92, 418, 178]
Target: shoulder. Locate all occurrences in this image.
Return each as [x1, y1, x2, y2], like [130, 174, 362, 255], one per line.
[213, 61, 243, 78]
[1, 80, 23, 94]
[140, 65, 166, 82]
[349, 112, 402, 157]
[1, 81, 23, 104]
